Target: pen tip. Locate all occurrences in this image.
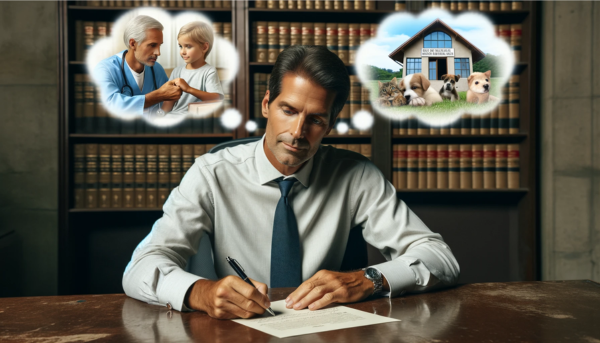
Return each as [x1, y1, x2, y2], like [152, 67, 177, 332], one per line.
[268, 308, 275, 316]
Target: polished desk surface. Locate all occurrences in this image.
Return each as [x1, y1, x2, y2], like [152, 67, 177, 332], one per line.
[1, 281, 599, 342]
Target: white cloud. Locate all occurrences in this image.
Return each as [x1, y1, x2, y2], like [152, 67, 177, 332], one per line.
[453, 28, 507, 56]
[356, 41, 404, 71]
[375, 33, 411, 50]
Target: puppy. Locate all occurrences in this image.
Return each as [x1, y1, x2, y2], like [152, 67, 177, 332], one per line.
[466, 70, 499, 104]
[439, 74, 460, 101]
[399, 73, 443, 106]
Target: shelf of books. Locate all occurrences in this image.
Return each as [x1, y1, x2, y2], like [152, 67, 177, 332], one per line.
[58, 0, 540, 294]
[388, 0, 538, 283]
[58, 1, 238, 294]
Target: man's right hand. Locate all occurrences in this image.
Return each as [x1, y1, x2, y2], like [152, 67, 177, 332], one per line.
[158, 80, 183, 101]
[186, 276, 271, 319]
[144, 81, 182, 108]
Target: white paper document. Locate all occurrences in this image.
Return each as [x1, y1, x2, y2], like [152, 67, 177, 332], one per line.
[232, 300, 400, 338]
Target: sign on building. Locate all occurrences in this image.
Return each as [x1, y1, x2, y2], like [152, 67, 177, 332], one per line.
[421, 48, 455, 57]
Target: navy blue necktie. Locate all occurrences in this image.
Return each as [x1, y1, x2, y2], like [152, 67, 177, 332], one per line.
[270, 177, 302, 288]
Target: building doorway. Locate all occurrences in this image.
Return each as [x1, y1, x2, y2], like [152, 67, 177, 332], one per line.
[428, 58, 448, 80]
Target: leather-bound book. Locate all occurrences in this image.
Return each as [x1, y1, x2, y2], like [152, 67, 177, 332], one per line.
[314, 23, 326, 47]
[146, 145, 158, 208]
[85, 144, 99, 208]
[406, 145, 418, 189]
[256, 21, 267, 63]
[461, 113, 471, 135]
[480, 112, 491, 135]
[182, 144, 194, 176]
[398, 144, 407, 189]
[471, 113, 481, 135]
[459, 144, 472, 189]
[437, 144, 449, 189]
[507, 144, 520, 189]
[426, 144, 437, 189]
[472, 144, 484, 189]
[511, 24, 522, 62]
[490, 106, 499, 135]
[483, 144, 496, 189]
[418, 145, 427, 189]
[326, 23, 338, 56]
[448, 144, 460, 189]
[508, 74, 520, 134]
[170, 145, 182, 191]
[98, 144, 111, 208]
[83, 75, 95, 134]
[496, 144, 508, 189]
[348, 23, 360, 64]
[268, 22, 279, 63]
[498, 83, 509, 134]
[74, 74, 84, 133]
[279, 22, 290, 53]
[300, 22, 313, 47]
[337, 23, 349, 64]
[123, 145, 135, 208]
[158, 145, 170, 207]
[110, 144, 123, 208]
[134, 145, 146, 208]
[74, 144, 86, 208]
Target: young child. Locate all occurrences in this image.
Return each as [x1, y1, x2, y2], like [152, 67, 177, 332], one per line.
[162, 21, 224, 114]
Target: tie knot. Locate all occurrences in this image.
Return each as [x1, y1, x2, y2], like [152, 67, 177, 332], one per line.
[277, 177, 297, 197]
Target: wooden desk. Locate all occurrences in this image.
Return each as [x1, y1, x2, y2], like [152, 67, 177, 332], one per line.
[1, 281, 599, 342]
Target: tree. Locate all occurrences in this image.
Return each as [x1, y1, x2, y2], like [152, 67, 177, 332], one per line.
[473, 54, 503, 75]
[367, 65, 403, 80]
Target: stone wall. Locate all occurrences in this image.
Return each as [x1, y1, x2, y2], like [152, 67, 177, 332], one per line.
[0, 1, 59, 296]
[540, 1, 600, 281]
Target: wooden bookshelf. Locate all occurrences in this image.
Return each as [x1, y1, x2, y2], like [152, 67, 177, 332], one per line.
[58, 0, 540, 295]
[58, 1, 237, 295]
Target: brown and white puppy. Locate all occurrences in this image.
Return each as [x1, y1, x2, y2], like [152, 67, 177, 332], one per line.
[466, 70, 499, 104]
[439, 74, 460, 101]
[399, 73, 443, 106]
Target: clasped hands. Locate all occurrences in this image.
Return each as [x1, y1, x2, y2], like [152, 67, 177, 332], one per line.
[186, 269, 382, 320]
[157, 78, 191, 101]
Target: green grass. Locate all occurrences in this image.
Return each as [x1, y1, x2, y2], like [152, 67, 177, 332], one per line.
[368, 78, 503, 118]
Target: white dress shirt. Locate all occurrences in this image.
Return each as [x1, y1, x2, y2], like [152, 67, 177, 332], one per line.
[123, 135, 460, 311]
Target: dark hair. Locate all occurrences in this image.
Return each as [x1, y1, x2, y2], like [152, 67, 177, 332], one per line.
[268, 45, 350, 125]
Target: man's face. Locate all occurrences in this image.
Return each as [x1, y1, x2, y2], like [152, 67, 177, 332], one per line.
[132, 29, 163, 67]
[262, 73, 336, 171]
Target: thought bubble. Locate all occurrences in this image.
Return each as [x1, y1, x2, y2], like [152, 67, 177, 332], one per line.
[356, 9, 514, 127]
[87, 8, 239, 127]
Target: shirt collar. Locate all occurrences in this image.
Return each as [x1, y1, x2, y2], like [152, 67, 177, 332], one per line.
[255, 135, 313, 188]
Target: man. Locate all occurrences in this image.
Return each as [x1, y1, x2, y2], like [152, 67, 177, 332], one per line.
[123, 46, 460, 319]
[93, 15, 182, 117]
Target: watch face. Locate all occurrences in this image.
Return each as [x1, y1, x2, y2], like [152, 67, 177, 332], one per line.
[366, 268, 381, 279]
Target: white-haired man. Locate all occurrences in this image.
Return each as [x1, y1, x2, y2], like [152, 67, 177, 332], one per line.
[94, 15, 182, 116]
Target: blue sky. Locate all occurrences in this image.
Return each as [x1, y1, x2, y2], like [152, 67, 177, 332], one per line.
[358, 9, 508, 71]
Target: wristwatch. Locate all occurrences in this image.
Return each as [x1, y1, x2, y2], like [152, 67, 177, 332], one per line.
[363, 267, 383, 296]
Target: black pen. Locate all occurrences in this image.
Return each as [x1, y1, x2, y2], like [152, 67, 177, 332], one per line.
[226, 256, 275, 316]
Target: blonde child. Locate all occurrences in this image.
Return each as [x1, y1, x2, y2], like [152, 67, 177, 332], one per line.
[162, 21, 224, 114]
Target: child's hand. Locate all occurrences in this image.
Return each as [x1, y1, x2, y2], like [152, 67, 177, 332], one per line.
[173, 78, 191, 93]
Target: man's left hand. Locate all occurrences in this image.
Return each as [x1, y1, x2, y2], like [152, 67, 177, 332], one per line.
[284, 270, 373, 311]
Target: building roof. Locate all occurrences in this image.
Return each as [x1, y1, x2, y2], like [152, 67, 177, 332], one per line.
[388, 19, 486, 64]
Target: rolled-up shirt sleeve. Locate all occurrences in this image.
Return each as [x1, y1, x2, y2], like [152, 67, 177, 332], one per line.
[351, 161, 460, 298]
[122, 161, 215, 311]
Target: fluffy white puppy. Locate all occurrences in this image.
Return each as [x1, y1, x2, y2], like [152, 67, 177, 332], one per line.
[399, 73, 443, 106]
